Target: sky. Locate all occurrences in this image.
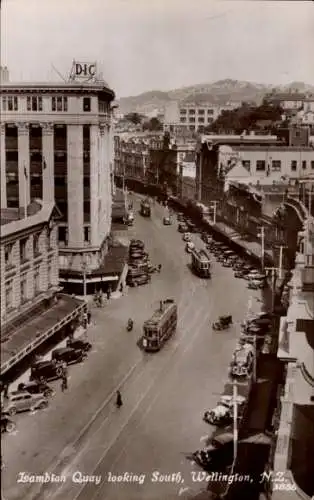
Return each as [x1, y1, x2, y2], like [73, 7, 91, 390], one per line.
[1, 0, 314, 98]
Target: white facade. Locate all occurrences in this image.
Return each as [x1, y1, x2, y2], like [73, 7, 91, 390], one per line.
[0, 79, 115, 274]
[164, 101, 238, 132]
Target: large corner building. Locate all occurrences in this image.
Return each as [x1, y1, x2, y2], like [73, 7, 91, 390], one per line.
[0, 64, 116, 292]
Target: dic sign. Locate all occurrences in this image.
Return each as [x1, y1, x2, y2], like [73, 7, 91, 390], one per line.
[70, 61, 97, 81]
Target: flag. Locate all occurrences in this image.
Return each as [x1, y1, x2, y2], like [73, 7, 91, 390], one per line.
[24, 165, 28, 179]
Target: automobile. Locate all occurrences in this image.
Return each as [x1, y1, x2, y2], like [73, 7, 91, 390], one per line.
[177, 212, 184, 222]
[1, 416, 16, 433]
[201, 233, 212, 244]
[188, 223, 198, 233]
[30, 360, 64, 382]
[185, 241, 195, 253]
[248, 280, 264, 290]
[203, 395, 246, 426]
[163, 216, 172, 225]
[51, 347, 88, 365]
[229, 344, 254, 378]
[222, 259, 233, 268]
[129, 239, 144, 249]
[182, 232, 192, 242]
[178, 223, 188, 233]
[2, 391, 48, 416]
[128, 273, 151, 287]
[17, 380, 55, 398]
[66, 338, 92, 352]
[234, 270, 248, 278]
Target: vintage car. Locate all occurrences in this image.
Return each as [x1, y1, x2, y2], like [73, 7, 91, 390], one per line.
[177, 212, 184, 222]
[30, 360, 64, 382]
[2, 391, 48, 416]
[51, 346, 88, 366]
[185, 241, 195, 253]
[163, 216, 172, 225]
[17, 380, 55, 398]
[182, 232, 192, 242]
[1, 416, 16, 433]
[203, 395, 246, 426]
[229, 344, 254, 378]
[128, 273, 151, 287]
[66, 338, 92, 352]
[178, 223, 188, 233]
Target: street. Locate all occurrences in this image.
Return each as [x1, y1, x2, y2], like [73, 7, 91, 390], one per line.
[2, 196, 262, 500]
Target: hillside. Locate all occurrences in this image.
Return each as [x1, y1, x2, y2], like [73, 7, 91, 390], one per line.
[117, 79, 314, 115]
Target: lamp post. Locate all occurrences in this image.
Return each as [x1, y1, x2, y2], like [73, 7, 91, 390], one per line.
[82, 260, 87, 299]
[258, 226, 265, 271]
[210, 200, 218, 225]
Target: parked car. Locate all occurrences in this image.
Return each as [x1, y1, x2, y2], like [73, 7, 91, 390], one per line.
[51, 347, 88, 365]
[30, 360, 64, 382]
[177, 212, 184, 222]
[66, 338, 92, 352]
[201, 233, 212, 244]
[2, 391, 48, 416]
[203, 395, 246, 426]
[129, 239, 144, 250]
[234, 270, 248, 279]
[229, 344, 254, 378]
[163, 216, 172, 225]
[128, 273, 151, 287]
[17, 380, 55, 398]
[189, 223, 198, 233]
[178, 223, 188, 233]
[185, 241, 195, 253]
[182, 232, 192, 242]
[1, 416, 16, 433]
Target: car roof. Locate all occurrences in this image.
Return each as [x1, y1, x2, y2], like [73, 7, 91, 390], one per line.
[52, 347, 72, 354]
[32, 360, 52, 368]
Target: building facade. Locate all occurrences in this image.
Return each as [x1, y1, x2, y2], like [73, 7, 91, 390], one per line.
[274, 215, 314, 499]
[164, 101, 238, 132]
[0, 72, 115, 289]
[0, 200, 59, 324]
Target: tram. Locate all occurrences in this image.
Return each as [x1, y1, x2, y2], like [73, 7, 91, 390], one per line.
[191, 248, 211, 278]
[140, 199, 151, 217]
[142, 299, 177, 352]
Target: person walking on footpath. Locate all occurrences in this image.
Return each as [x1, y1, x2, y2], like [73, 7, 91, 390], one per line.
[115, 390, 123, 408]
[61, 372, 68, 392]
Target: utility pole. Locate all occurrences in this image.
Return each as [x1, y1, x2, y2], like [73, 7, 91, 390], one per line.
[232, 380, 238, 463]
[197, 152, 203, 202]
[210, 200, 218, 225]
[265, 267, 278, 312]
[82, 260, 87, 299]
[258, 226, 265, 271]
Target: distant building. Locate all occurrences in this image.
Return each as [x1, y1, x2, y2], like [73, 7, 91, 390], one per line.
[0, 63, 116, 294]
[264, 92, 314, 111]
[0, 199, 86, 376]
[164, 101, 238, 132]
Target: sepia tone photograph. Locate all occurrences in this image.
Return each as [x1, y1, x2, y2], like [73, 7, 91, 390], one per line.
[0, 0, 313, 499]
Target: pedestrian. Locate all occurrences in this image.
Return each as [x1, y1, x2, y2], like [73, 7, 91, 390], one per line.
[83, 311, 88, 328]
[62, 363, 68, 378]
[158, 264, 162, 273]
[3, 383, 9, 399]
[116, 390, 123, 408]
[106, 288, 111, 301]
[87, 311, 91, 325]
[119, 283, 123, 293]
[61, 376, 68, 392]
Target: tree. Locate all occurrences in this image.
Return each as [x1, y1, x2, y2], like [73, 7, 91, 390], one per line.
[142, 117, 163, 131]
[124, 112, 143, 125]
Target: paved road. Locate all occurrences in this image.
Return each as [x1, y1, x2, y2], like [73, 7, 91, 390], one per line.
[2, 196, 262, 500]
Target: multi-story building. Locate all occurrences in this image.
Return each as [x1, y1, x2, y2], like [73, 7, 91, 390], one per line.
[264, 92, 314, 111]
[274, 215, 314, 499]
[164, 101, 238, 132]
[0, 199, 86, 375]
[0, 63, 116, 293]
[114, 135, 151, 183]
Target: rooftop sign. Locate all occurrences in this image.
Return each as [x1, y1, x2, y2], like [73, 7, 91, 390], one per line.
[68, 60, 97, 82]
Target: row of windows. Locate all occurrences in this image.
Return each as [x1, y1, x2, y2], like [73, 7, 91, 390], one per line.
[180, 108, 215, 115]
[5, 261, 53, 309]
[58, 226, 90, 244]
[4, 231, 51, 269]
[244, 159, 314, 172]
[2, 95, 92, 112]
[180, 117, 213, 124]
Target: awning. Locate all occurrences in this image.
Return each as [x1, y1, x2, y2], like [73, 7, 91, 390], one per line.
[59, 276, 118, 284]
